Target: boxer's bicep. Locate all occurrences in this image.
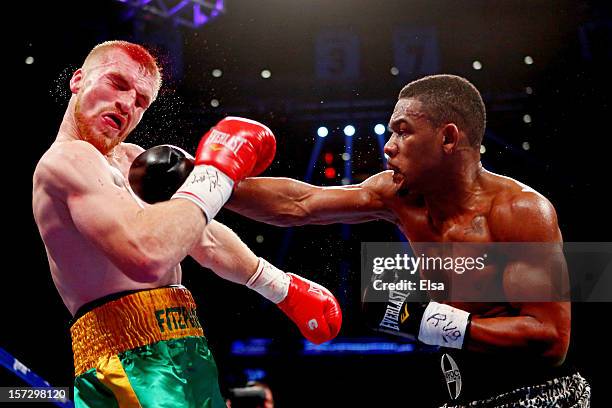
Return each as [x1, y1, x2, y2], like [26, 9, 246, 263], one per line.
[68, 178, 145, 260]
[467, 254, 569, 361]
[500, 260, 571, 362]
[503, 259, 561, 303]
[44, 142, 156, 275]
[490, 193, 570, 361]
[502, 252, 570, 330]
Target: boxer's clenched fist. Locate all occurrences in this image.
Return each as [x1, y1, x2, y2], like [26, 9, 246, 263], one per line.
[172, 117, 276, 221]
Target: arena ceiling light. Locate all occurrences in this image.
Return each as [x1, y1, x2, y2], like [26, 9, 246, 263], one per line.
[343, 125, 356, 137]
[374, 124, 386, 135]
[317, 127, 329, 138]
[115, 0, 225, 29]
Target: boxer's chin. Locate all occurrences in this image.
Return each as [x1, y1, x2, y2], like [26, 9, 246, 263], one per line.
[392, 171, 405, 185]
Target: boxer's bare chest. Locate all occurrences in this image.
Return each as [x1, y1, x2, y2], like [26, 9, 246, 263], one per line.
[105, 147, 133, 183]
[391, 199, 508, 315]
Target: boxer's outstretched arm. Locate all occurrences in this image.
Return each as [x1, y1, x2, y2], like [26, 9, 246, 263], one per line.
[189, 220, 343, 345]
[465, 192, 570, 366]
[227, 171, 398, 226]
[35, 140, 206, 282]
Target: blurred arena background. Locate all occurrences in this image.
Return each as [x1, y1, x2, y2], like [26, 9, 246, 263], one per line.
[6, 0, 611, 406]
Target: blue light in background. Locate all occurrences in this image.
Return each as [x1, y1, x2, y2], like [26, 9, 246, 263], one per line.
[244, 368, 267, 382]
[229, 338, 422, 356]
[231, 338, 273, 356]
[303, 339, 415, 355]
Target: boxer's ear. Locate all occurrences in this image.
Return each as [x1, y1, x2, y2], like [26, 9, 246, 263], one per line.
[441, 123, 460, 154]
[70, 69, 83, 94]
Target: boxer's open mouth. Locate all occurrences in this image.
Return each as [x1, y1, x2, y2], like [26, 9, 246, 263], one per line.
[102, 113, 124, 130]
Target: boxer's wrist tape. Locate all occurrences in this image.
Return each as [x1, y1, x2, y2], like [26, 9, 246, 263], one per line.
[418, 301, 470, 349]
[246, 258, 290, 304]
[171, 164, 234, 222]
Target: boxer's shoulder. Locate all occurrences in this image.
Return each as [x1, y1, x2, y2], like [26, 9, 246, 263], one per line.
[362, 170, 405, 200]
[39, 140, 91, 162]
[119, 142, 145, 161]
[39, 140, 106, 171]
[486, 174, 559, 241]
[35, 141, 111, 196]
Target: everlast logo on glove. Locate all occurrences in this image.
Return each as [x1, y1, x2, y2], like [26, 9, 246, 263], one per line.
[205, 129, 247, 155]
[441, 353, 462, 400]
[378, 290, 410, 332]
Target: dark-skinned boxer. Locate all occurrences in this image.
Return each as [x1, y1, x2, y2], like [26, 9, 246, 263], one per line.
[220, 75, 590, 407]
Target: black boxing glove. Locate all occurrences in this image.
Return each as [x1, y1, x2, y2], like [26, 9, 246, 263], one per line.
[362, 269, 471, 349]
[128, 145, 194, 204]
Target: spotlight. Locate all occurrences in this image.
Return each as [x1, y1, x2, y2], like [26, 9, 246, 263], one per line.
[212, 69, 222, 78]
[343, 125, 356, 136]
[524, 56, 534, 65]
[261, 69, 271, 79]
[480, 145, 486, 154]
[523, 114, 532, 124]
[317, 127, 329, 137]
[522, 142, 530, 151]
[390, 67, 399, 76]
[374, 124, 386, 135]
[472, 61, 482, 70]
[210, 99, 220, 107]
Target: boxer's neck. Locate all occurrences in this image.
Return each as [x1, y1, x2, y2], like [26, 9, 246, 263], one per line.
[56, 97, 79, 143]
[423, 160, 485, 224]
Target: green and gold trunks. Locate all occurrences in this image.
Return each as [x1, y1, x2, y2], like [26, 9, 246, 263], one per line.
[70, 285, 225, 408]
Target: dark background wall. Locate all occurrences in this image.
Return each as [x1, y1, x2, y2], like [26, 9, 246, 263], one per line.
[5, 0, 611, 406]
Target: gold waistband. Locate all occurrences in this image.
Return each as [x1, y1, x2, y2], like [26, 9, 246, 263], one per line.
[70, 286, 203, 376]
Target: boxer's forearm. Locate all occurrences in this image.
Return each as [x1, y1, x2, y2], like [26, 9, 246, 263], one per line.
[229, 177, 388, 226]
[188, 220, 259, 284]
[466, 315, 568, 365]
[228, 177, 315, 226]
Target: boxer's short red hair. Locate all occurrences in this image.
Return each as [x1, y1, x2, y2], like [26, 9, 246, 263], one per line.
[83, 40, 162, 99]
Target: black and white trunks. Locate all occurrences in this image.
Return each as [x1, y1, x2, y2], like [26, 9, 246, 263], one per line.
[441, 372, 590, 408]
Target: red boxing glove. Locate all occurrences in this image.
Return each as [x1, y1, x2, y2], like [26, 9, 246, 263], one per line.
[277, 273, 342, 344]
[196, 116, 276, 183]
[172, 117, 276, 220]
